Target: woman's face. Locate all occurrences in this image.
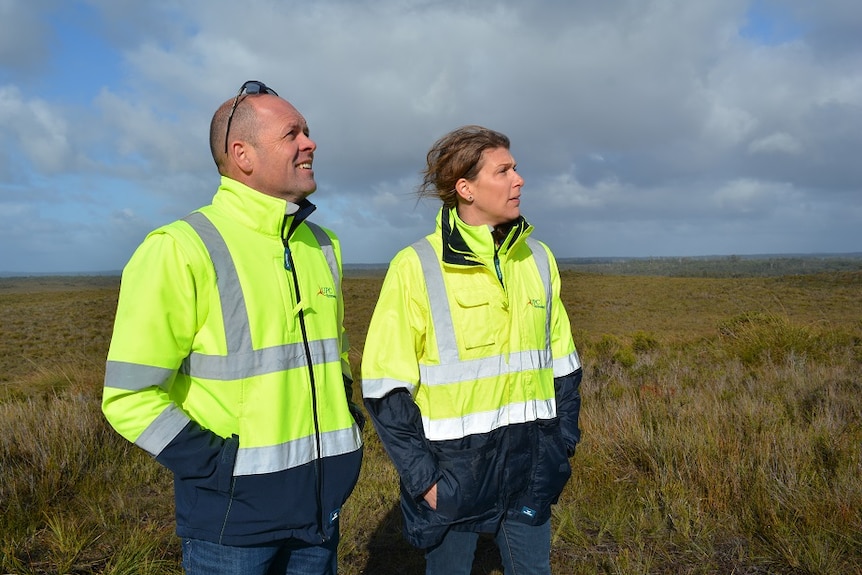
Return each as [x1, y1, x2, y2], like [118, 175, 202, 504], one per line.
[457, 147, 524, 228]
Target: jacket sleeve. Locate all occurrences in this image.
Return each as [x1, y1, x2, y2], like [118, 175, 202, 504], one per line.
[361, 250, 439, 498]
[364, 390, 439, 498]
[102, 226, 225, 479]
[344, 375, 366, 431]
[544, 243, 582, 456]
[544, 242, 581, 377]
[554, 369, 582, 457]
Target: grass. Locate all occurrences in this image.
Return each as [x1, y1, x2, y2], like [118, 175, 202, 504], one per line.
[1, 269, 861, 574]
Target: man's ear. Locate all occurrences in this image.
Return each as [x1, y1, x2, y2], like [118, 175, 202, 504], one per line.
[232, 141, 255, 175]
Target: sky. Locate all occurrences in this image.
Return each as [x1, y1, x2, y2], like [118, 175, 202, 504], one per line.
[1, 0, 860, 273]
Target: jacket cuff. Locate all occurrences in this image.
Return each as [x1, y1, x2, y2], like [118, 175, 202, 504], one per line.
[155, 420, 228, 480]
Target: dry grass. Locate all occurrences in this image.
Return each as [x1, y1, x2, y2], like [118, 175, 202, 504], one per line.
[1, 270, 861, 574]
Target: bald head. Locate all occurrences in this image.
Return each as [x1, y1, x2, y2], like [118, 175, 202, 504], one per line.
[210, 94, 260, 174]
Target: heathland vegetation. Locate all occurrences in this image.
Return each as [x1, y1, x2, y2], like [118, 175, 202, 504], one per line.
[1, 259, 861, 574]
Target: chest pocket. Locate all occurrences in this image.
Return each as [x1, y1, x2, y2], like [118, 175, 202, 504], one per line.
[452, 290, 496, 350]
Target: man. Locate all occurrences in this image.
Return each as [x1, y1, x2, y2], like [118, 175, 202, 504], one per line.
[102, 80, 364, 575]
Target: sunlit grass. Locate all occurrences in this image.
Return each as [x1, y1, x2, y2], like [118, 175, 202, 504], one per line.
[1, 270, 861, 574]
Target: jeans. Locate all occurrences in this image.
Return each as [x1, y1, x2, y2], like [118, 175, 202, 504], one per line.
[424, 519, 551, 575]
[181, 534, 339, 575]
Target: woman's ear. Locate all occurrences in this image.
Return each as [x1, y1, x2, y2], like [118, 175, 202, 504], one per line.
[455, 178, 473, 202]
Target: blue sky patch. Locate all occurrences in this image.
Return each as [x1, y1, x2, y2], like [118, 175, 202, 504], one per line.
[740, 0, 805, 45]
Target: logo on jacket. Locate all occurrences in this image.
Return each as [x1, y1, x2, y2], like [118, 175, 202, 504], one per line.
[527, 298, 545, 309]
[521, 506, 537, 518]
[317, 286, 337, 299]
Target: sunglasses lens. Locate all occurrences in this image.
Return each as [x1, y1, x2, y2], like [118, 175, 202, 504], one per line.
[243, 81, 278, 97]
[225, 81, 279, 153]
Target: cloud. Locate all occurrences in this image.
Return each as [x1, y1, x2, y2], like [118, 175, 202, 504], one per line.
[0, 86, 73, 174]
[0, 0, 51, 72]
[0, 0, 861, 272]
[748, 132, 803, 155]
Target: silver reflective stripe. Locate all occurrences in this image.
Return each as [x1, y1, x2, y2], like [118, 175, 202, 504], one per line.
[306, 221, 350, 357]
[362, 376, 419, 398]
[185, 212, 252, 354]
[412, 240, 459, 362]
[419, 348, 551, 386]
[179, 338, 340, 380]
[135, 403, 191, 455]
[234, 426, 362, 476]
[423, 397, 557, 441]
[105, 360, 175, 391]
[306, 221, 339, 292]
[526, 237, 552, 352]
[554, 350, 582, 377]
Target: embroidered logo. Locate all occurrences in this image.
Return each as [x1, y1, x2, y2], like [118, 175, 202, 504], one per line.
[527, 298, 545, 309]
[317, 286, 337, 299]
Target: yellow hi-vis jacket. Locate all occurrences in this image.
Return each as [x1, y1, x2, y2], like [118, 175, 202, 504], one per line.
[362, 207, 582, 548]
[102, 177, 363, 546]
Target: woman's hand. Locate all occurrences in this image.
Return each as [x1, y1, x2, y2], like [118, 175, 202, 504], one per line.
[423, 483, 438, 510]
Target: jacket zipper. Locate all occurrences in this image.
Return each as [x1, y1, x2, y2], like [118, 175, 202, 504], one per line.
[282, 218, 328, 542]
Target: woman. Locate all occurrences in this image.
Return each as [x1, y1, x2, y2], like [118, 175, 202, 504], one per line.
[361, 125, 582, 575]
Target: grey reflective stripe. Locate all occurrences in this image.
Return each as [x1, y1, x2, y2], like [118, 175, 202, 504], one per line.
[412, 240, 459, 362]
[423, 398, 557, 441]
[362, 376, 419, 398]
[305, 221, 350, 357]
[105, 360, 175, 391]
[135, 403, 191, 455]
[181, 212, 340, 379]
[526, 237, 552, 352]
[555, 350, 582, 377]
[179, 338, 340, 380]
[305, 221, 339, 292]
[419, 348, 550, 386]
[234, 426, 362, 476]
[185, 212, 252, 354]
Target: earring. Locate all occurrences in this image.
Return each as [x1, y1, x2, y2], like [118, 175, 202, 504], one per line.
[467, 195, 473, 201]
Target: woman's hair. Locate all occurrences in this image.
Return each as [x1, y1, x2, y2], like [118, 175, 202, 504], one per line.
[418, 125, 510, 209]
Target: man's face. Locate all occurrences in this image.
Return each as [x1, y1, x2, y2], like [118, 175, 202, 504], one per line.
[247, 96, 318, 203]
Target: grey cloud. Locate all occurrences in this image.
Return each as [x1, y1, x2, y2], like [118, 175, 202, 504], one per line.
[1, 0, 861, 272]
[0, 0, 50, 72]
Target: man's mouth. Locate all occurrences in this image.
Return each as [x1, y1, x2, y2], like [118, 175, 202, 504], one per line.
[297, 162, 313, 170]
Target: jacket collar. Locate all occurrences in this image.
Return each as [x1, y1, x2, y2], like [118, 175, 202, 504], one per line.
[213, 176, 316, 240]
[437, 206, 532, 267]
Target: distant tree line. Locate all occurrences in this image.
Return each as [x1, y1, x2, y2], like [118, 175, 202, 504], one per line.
[557, 254, 862, 278]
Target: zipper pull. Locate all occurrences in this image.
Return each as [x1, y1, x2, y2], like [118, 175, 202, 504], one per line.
[284, 246, 292, 271]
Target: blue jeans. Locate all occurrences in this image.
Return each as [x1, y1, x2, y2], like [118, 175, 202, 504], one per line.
[424, 519, 551, 575]
[181, 535, 339, 575]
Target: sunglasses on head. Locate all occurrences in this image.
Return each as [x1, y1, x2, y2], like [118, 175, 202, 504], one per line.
[224, 80, 279, 154]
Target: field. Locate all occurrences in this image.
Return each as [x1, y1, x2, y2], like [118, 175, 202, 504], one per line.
[1, 263, 861, 574]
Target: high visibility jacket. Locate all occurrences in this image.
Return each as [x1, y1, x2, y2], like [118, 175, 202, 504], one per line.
[102, 177, 363, 546]
[362, 207, 581, 548]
